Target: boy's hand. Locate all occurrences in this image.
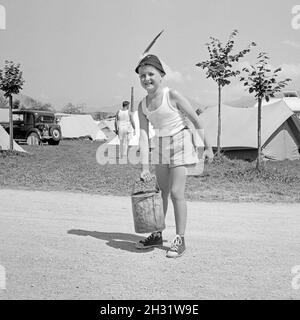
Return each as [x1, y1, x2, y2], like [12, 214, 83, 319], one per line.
[203, 147, 214, 163]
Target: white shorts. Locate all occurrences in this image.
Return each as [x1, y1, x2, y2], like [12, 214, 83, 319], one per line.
[151, 128, 199, 168]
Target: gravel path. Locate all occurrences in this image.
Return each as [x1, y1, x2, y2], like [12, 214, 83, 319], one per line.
[0, 188, 300, 300]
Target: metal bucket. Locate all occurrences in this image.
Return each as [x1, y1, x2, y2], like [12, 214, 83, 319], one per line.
[131, 191, 165, 234]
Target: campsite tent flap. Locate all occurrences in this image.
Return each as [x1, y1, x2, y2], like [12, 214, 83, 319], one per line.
[0, 124, 26, 152]
[59, 114, 107, 140]
[198, 100, 300, 161]
[0, 109, 9, 122]
[254, 97, 300, 113]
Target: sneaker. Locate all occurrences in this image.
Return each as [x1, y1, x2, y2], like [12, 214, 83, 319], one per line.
[136, 232, 163, 249]
[166, 235, 186, 258]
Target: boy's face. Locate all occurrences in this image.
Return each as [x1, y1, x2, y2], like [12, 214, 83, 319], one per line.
[138, 65, 163, 92]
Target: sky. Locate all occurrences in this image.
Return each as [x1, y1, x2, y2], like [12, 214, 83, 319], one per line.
[1, 0, 300, 112]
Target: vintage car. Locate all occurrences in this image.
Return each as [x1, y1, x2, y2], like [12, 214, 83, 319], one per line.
[2, 109, 62, 145]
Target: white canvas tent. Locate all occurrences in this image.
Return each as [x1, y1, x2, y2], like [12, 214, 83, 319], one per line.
[97, 118, 116, 132]
[108, 111, 155, 146]
[0, 108, 9, 122]
[0, 124, 26, 152]
[254, 97, 300, 116]
[198, 100, 300, 161]
[58, 114, 107, 140]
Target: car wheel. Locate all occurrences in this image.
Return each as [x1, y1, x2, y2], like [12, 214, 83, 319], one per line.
[50, 128, 61, 141]
[26, 132, 40, 145]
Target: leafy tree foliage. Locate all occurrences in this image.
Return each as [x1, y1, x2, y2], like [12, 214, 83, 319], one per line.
[0, 60, 25, 150]
[62, 102, 86, 114]
[240, 52, 291, 170]
[196, 30, 256, 158]
[0, 60, 25, 97]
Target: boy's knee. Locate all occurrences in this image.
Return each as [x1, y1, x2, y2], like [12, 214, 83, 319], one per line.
[170, 188, 184, 201]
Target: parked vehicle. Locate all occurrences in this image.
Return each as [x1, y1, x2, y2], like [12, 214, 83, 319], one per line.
[1, 109, 62, 145]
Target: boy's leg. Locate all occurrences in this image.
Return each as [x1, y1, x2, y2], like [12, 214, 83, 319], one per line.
[169, 165, 187, 236]
[166, 165, 187, 258]
[155, 165, 170, 217]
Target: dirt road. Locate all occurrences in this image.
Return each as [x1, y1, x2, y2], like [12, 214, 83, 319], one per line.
[0, 188, 300, 300]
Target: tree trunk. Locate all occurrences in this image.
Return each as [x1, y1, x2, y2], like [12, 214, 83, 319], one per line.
[8, 94, 13, 151]
[256, 97, 262, 171]
[217, 84, 222, 158]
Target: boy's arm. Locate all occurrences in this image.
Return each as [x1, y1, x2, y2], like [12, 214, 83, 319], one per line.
[169, 89, 212, 149]
[138, 102, 151, 176]
[169, 89, 214, 162]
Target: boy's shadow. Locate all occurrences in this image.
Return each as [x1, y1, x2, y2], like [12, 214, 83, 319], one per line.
[67, 229, 168, 253]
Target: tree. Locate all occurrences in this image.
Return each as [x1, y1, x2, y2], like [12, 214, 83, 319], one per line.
[62, 102, 85, 114]
[196, 30, 256, 158]
[240, 52, 291, 170]
[30, 100, 54, 111]
[41, 103, 54, 112]
[18, 96, 54, 111]
[0, 60, 25, 150]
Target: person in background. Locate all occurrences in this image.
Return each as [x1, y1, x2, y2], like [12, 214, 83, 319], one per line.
[115, 100, 133, 158]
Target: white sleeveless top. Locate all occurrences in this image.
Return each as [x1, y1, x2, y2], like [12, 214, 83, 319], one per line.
[117, 109, 131, 127]
[142, 87, 186, 137]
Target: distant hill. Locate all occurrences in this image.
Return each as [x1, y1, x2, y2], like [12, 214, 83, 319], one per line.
[13, 93, 34, 106]
[0, 92, 29, 108]
[0, 92, 56, 111]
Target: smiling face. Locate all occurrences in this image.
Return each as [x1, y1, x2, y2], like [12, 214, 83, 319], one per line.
[138, 65, 163, 93]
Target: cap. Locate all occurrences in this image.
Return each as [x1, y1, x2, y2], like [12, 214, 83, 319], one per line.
[135, 54, 166, 75]
[122, 100, 130, 107]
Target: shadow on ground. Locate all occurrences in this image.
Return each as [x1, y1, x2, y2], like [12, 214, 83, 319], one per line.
[67, 229, 168, 253]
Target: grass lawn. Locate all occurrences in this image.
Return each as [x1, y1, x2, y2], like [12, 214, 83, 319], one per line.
[1, 139, 300, 202]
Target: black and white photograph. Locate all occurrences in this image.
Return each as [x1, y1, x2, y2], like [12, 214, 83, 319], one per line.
[0, 0, 300, 307]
